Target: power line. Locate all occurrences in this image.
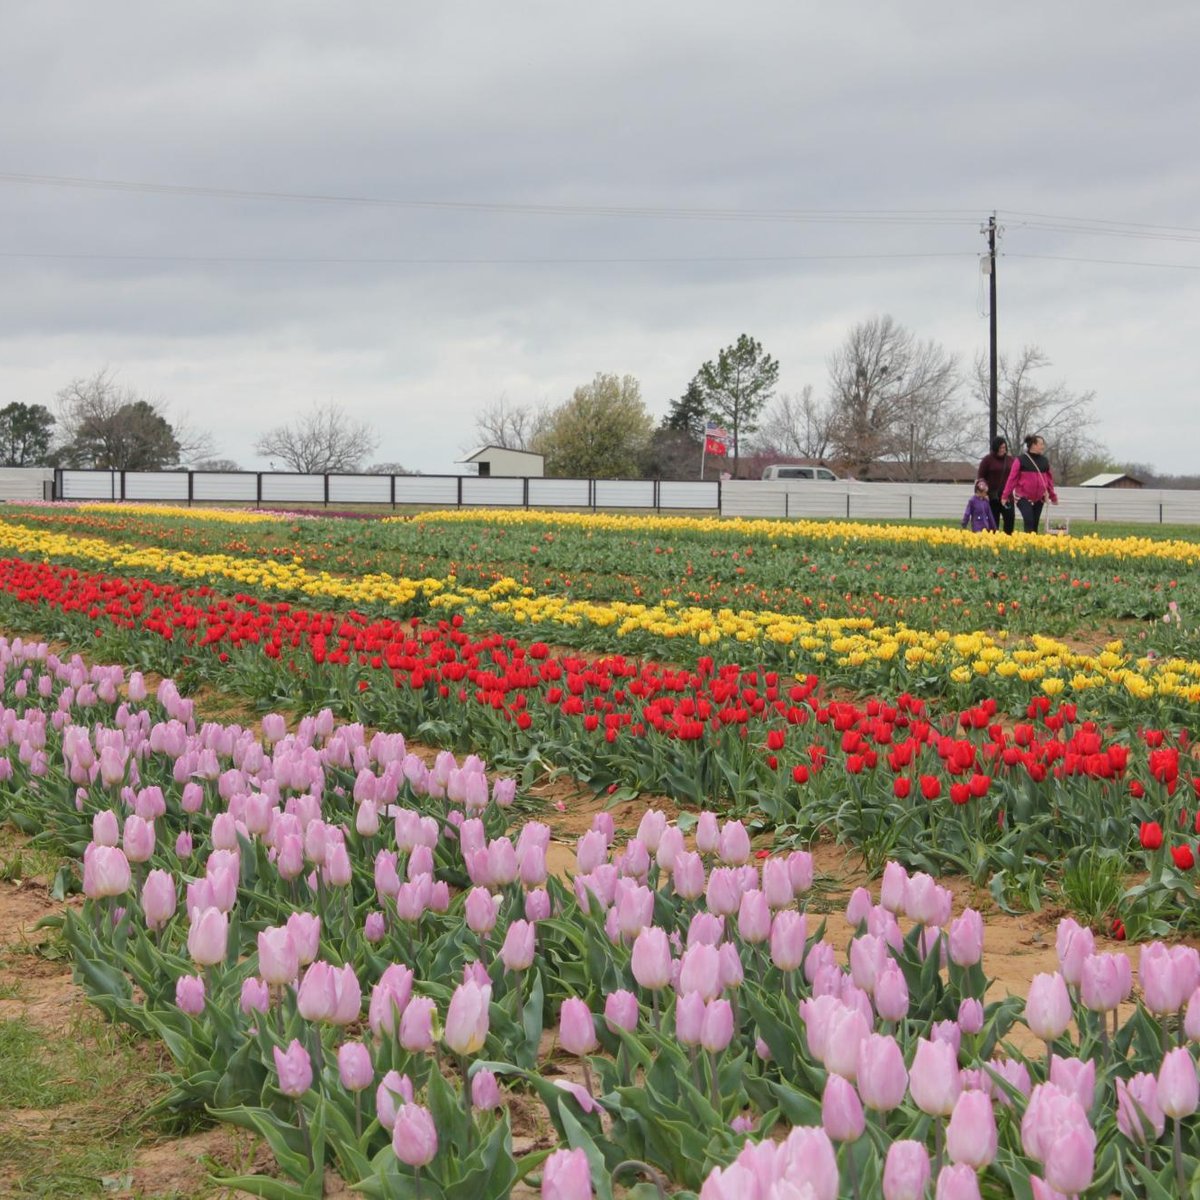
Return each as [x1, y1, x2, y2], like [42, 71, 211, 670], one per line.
[1005, 251, 1200, 271]
[0, 170, 984, 226]
[0, 249, 977, 265]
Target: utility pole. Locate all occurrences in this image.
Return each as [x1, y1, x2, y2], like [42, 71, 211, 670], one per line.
[982, 212, 998, 445]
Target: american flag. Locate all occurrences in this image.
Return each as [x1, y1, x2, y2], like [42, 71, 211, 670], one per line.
[704, 421, 729, 456]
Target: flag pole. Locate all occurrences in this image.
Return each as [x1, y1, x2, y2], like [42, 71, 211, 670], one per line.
[700, 433, 707, 480]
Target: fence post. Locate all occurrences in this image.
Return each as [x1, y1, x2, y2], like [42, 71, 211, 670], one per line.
[457, 476, 463, 508]
[1094, 502, 1097, 522]
[524, 476, 530, 509]
[323, 474, 330, 508]
[653, 479, 660, 512]
[390, 474, 396, 510]
[1160, 503, 1164, 524]
[846, 492, 851, 520]
[908, 495, 913, 520]
[256, 473, 263, 510]
[188, 472, 195, 507]
[120, 471, 127, 501]
[785, 491, 789, 519]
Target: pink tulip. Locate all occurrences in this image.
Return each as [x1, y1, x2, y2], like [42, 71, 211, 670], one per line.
[717, 820, 751, 865]
[1042, 1122, 1096, 1196]
[957, 998, 984, 1036]
[465, 887, 499, 935]
[399, 995, 437, 1052]
[1021, 1083, 1088, 1162]
[187, 906, 228, 968]
[848, 933, 888, 995]
[1157, 1046, 1199, 1118]
[84, 843, 131, 898]
[857, 1033, 908, 1112]
[174, 830, 193, 859]
[1025, 972, 1072, 1042]
[499, 920, 536, 972]
[671, 851, 706, 900]
[874, 960, 910, 1023]
[471, 1067, 501, 1111]
[576, 829, 608, 874]
[614, 881, 654, 939]
[1116, 1072, 1166, 1144]
[273, 1039, 313, 1097]
[675, 990, 706, 1046]
[705, 867, 742, 916]
[910, 1038, 961, 1117]
[286, 911, 321, 965]
[845, 886, 872, 927]
[392, 1103, 438, 1167]
[769, 909, 807, 972]
[444, 979, 491, 1055]
[93, 809, 119, 846]
[636, 809, 666, 852]
[257, 926, 299, 986]
[717, 942, 743, 991]
[1142, 942, 1188, 1015]
[821, 1073, 864, 1142]
[541, 1147, 593, 1200]
[1049, 1055, 1096, 1112]
[236, 972, 268, 1017]
[604, 989, 639, 1033]
[946, 1089, 997, 1168]
[364, 911, 386, 943]
[823, 1005, 870, 1081]
[559, 998, 597, 1056]
[679, 943, 722, 1002]
[655, 825, 685, 872]
[631, 927, 672, 990]
[935, 1163, 982, 1200]
[787, 850, 814, 893]
[375, 1071, 415, 1130]
[737, 889, 772, 944]
[880, 861, 909, 914]
[1080, 952, 1130, 1013]
[761, 858, 793, 909]
[525, 888, 552, 922]
[882, 1140, 930, 1200]
[948, 908, 984, 967]
[700, 998, 734, 1054]
[338, 1041, 374, 1092]
[696, 811, 720, 854]
[1054, 917, 1095, 987]
[141, 869, 177, 930]
[175, 973, 206, 1015]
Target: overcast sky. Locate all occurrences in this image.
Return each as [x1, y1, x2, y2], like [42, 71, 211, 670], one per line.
[2, 2, 1198, 474]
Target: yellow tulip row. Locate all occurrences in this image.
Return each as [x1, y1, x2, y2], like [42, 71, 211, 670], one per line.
[77, 502, 287, 524]
[394, 507, 1200, 569]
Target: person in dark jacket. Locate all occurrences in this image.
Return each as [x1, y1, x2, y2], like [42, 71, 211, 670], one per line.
[976, 435, 1014, 535]
[1001, 433, 1059, 533]
[962, 479, 997, 533]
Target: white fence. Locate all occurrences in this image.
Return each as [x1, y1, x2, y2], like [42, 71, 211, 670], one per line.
[44, 469, 1200, 526]
[0, 467, 54, 500]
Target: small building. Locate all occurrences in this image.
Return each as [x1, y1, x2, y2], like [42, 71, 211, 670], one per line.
[1079, 472, 1143, 489]
[457, 446, 545, 478]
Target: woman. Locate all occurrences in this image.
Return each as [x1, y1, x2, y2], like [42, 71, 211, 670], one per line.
[976, 435, 1014, 535]
[1001, 433, 1058, 533]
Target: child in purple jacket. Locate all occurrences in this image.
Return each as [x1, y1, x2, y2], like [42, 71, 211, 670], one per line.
[962, 479, 997, 533]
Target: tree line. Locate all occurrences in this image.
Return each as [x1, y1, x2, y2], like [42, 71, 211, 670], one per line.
[471, 317, 1152, 486]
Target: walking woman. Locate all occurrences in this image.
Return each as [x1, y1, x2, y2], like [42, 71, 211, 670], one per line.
[976, 435, 1015, 535]
[1001, 433, 1059, 532]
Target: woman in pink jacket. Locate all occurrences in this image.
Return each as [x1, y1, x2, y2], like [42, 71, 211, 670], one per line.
[1001, 433, 1058, 532]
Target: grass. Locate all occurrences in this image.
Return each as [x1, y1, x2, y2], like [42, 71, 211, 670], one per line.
[1059, 847, 1126, 931]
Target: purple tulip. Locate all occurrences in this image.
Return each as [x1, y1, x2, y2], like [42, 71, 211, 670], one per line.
[761, 858, 793, 909]
[525, 888, 552, 922]
[857, 1033, 908, 1112]
[874, 960, 910, 1022]
[541, 1147, 593, 1200]
[910, 1037, 961, 1117]
[880, 861, 909, 914]
[1142, 942, 1188, 1016]
[717, 819, 751, 865]
[392, 1103, 438, 1167]
[273, 1039, 313, 1098]
[286, 911, 321, 965]
[687, 911, 724, 947]
[736, 889, 772, 944]
[175, 973, 206, 1015]
[174, 830, 193, 859]
[848, 932, 888, 994]
[1042, 1122, 1096, 1195]
[672, 851, 706, 900]
[957, 997, 984, 1036]
[822, 1004, 870, 1081]
[338, 1041, 374, 1092]
[1055, 917, 1095, 987]
[821, 1073, 865, 1142]
[375, 1071, 415, 1130]
[364, 911, 386, 943]
[1080, 952, 1130, 1013]
[614, 881, 654, 939]
[444, 979, 491, 1055]
[717, 941, 743, 991]
[93, 810, 119, 846]
[464, 887, 499, 935]
[695, 811, 720, 854]
[1157, 1046, 1199, 1118]
[559, 998, 597, 1056]
[1025, 972, 1072, 1042]
[576, 829, 608, 873]
[187, 906, 228, 968]
[83, 843, 131, 898]
[705, 867, 742, 916]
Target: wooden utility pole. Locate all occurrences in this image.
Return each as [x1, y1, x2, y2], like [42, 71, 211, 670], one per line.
[983, 213, 998, 445]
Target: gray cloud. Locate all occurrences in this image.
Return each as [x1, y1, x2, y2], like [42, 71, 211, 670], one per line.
[1, 2, 1199, 473]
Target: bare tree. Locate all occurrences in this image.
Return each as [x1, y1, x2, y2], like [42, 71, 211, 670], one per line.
[750, 386, 835, 459]
[827, 316, 965, 480]
[192, 457, 242, 472]
[54, 367, 213, 470]
[365, 461, 417, 475]
[254, 402, 378, 473]
[973, 346, 1104, 484]
[470, 394, 545, 451]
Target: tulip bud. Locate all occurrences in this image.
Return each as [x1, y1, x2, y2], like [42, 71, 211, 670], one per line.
[559, 998, 597, 1056]
[471, 1067, 501, 1111]
[338, 1041, 374, 1092]
[935, 1163, 983, 1200]
[175, 973, 206, 1015]
[883, 1139, 931, 1200]
[541, 1147, 593, 1200]
[957, 998, 984, 1036]
[945, 1089, 997, 1168]
[1025, 972, 1072, 1042]
[857, 1032, 908, 1112]
[443, 980, 491, 1056]
[392, 1103, 438, 1167]
[910, 1037, 961, 1117]
[1157, 1046, 1199, 1118]
[821, 1073, 864, 1142]
[631, 927, 672, 991]
[499, 919, 536, 973]
[141, 869, 177, 931]
[376, 1070, 415, 1130]
[699, 998, 734, 1054]
[948, 908, 984, 967]
[1049, 1054, 1096, 1113]
[273, 1039, 313, 1098]
[240, 976, 270, 1017]
[603, 989, 639, 1033]
[399, 995, 437, 1052]
[187, 906, 229, 967]
[675, 990, 705, 1046]
[257, 926, 299, 986]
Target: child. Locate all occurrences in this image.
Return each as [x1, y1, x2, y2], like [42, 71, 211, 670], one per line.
[962, 479, 997, 533]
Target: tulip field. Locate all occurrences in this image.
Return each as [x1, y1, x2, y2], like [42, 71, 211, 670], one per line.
[2, 502, 1200, 1198]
